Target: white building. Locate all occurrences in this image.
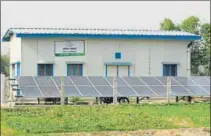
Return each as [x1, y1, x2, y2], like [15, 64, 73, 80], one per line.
[2, 28, 200, 78]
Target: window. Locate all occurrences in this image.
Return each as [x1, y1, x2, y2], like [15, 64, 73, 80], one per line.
[163, 64, 177, 76]
[38, 64, 53, 76]
[115, 52, 121, 59]
[67, 64, 83, 76]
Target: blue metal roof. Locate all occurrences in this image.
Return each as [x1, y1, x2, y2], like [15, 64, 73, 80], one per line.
[2, 27, 201, 42]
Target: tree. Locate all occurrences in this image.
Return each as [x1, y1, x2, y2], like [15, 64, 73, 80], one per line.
[160, 18, 176, 31]
[1, 54, 10, 76]
[190, 42, 207, 75]
[200, 23, 210, 54]
[200, 23, 211, 75]
[180, 16, 200, 34]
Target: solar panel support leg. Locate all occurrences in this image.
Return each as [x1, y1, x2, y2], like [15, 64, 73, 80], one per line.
[187, 96, 192, 103]
[38, 98, 40, 104]
[136, 97, 139, 104]
[176, 96, 179, 102]
[96, 97, 99, 105]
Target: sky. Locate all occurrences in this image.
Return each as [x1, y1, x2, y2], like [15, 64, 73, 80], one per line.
[1, 1, 210, 55]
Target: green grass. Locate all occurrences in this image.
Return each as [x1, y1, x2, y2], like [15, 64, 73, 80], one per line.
[1, 102, 210, 135]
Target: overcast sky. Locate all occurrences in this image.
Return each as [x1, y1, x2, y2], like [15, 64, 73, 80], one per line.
[1, 1, 210, 55]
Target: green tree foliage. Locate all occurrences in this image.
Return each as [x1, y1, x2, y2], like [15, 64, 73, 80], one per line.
[1, 54, 10, 76]
[190, 43, 208, 75]
[160, 16, 210, 75]
[200, 23, 211, 75]
[180, 16, 205, 75]
[200, 23, 210, 55]
[180, 16, 200, 34]
[160, 18, 176, 31]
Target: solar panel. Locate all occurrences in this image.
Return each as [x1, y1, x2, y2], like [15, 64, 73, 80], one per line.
[39, 86, 60, 97]
[156, 77, 179, 85]
[122, 76, 145, 85]
[172, 77, 196, 85]
[184, 86, 209, 96]
[53, 76, 73, 86]
[16, 76, 210, 98]
[139, 77, 162, 85]
[17, 76, 36, 86]
[77, 86, 101, 97]
[149, 86, 166, 96]
[205, 76, 210, 81]
[190, 76, 210, 85]
[117, 86, 138, 96]
[95, 86, 113, 97]
[106, 77, 127, 86]
[70, 76, 91, 86]
[88, 76, 110, 86]
[64, 86, 82, 97]
[131, 86, 157, 96]
[200, 86, 210, 94]
[34, 76, 55, 86]
[20, 86, 42, 98]
[171, 86, 192, 96]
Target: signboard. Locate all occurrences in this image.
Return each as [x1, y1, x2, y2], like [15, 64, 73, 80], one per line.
[55, 41, 85, 56]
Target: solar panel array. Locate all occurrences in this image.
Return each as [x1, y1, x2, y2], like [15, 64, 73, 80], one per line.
[16, 76, 210, 98]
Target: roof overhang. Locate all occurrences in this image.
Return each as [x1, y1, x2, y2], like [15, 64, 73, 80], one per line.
[2, 32, 201, 42]
[104, 62, 133, 66]
[9, 61, 21, 65]
[161, 61, 180, 65]
[65, 61, 85, 64]
[36, 61, 55, 64]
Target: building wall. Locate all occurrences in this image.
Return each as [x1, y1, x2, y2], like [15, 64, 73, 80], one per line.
[21, 38, 190, 76]
[9, 35, 21, 77]
[9, 35, 22, 63]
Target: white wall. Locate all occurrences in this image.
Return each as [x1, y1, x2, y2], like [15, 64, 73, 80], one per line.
[9, 35, 21, 77]
[9, 35, 21, 63]
[21, 38, 190, 76]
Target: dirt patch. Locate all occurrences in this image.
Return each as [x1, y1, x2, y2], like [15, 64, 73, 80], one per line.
[46, 128, 210, 136]
[167, 117, 194, 128]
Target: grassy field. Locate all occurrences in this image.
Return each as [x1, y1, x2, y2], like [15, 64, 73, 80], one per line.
[1, 102, 210, 136]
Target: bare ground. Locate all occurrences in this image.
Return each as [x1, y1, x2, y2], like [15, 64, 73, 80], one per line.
[46, 128, 210, 136]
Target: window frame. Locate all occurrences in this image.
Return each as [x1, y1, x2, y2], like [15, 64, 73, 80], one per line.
[37, 64, 54, 76]
[67, 64, 83, 76]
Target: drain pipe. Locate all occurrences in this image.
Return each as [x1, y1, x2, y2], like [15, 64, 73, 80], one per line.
[187, 41, 193, 77]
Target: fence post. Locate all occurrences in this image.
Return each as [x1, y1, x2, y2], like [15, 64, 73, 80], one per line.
[166, 77, 171, 104]
[9, 80, 14, 109]
[60, 77, 65, 105]
[1, 74, 5, 105]
[113, 77, 118, 104]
